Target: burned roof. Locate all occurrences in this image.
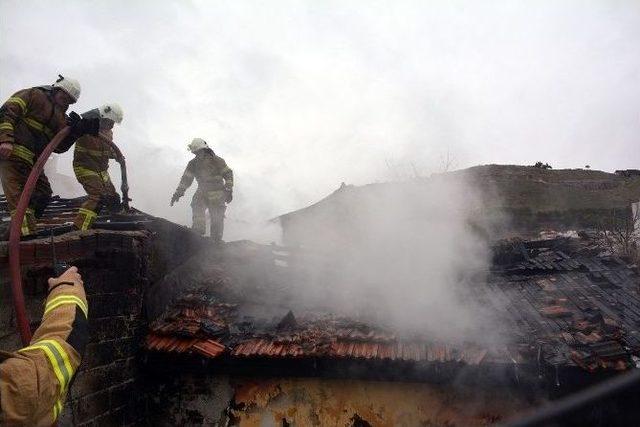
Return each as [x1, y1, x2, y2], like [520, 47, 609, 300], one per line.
[0, 195, 205, 275]
[0, 194, 152, 233]
[148, 298, 492, 364]
[145, 236, 640, 376]
[489, 237, 640, 371]
[0, 195, 157, 269]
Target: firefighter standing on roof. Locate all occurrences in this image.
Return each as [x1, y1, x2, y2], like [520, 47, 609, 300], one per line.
[0, 75, 97, 236]
[72, 103, 125, 230]
[0, 266, 88, 426]
[170, 138, 233, 242]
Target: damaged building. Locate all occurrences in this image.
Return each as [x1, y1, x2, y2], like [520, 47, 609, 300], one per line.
[2, 165, 640, 426]
[142, 235, 640, 426]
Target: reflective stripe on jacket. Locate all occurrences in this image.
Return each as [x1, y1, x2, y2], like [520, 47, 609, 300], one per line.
[175, 149, 233, 196]
[0, 87, 68, 165]
[0, 279, 88, 426]
[73, 166, 111, 182]
[73, 131, 117, 173]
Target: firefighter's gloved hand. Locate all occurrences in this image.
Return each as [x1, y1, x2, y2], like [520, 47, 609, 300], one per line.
[170, 192, 181, 206]
[48, 266, 83, 292]
[67, 112, 100, 136]
[0, 142, 13, 159]
[225, 189, 233, 204]
[66, 111, 82, 128]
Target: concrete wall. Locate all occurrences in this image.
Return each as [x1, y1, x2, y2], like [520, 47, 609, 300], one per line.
[146, 374, 234, 426]
[144, 374, 537, 427]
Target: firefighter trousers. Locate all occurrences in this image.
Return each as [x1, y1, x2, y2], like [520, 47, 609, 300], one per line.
[73, 171, 119, 230]
[0, 159, 52, 236]
[191, 189, 226, 241]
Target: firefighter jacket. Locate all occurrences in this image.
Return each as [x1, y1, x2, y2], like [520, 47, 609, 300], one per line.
[175, 149, 233, 197]
[73, 129, 119, 179]
[0, 86, 73, 166]
[0, 277, 88, 426]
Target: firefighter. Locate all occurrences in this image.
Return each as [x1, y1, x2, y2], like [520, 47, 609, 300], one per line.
[0, 266, 88, 426]
[72, 103, 125, 230]
[170, 138, 233, 242]
[0, 75, 96, 236]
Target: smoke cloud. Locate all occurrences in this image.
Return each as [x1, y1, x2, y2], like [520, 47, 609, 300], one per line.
[2, 1, 640, 244]
[280, 174, 501, 342]
[4, 2, 638, 341]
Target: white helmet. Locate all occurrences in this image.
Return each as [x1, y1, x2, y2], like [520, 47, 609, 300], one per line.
[52, 75, 81, 102]
[99, 103, 124, 124]
[188, 138, 209, 153]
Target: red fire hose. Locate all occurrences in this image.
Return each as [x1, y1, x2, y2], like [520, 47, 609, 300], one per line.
[8, 126, 71, 346]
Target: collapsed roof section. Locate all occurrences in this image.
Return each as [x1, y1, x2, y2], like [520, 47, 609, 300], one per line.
[490, 237, 640, 371]
[0, 194, 152, 235]
[0, 196, 206, 283]
[148, 299, 491, 364]
[145, 235, 640, 380]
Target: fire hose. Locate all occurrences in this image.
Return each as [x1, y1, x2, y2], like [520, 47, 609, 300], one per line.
[9, 127, 131, 345]
[8, 126, 71, 346]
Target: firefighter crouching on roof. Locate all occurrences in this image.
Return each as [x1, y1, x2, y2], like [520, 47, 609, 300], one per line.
[0, 75, 97, 237]
[0, 266, 88, 426]
[72, 103, 125, 230]
[170, 138, 233, 242]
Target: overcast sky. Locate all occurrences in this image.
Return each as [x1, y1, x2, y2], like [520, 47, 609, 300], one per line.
[1, 0, 639, 240]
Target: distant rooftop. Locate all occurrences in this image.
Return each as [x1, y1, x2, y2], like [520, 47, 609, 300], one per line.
[274, 165, 640, 247]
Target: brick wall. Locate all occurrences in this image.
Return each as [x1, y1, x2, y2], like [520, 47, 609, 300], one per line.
[0, 224, 204, 426]
[58, 231, 150, 426]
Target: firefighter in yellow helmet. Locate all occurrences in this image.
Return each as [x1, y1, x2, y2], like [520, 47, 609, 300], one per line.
[72, 103, 125, 230]
[170, 138, 233, 242]
[0, 266, 88, 426]
[0, 75, 98, 236]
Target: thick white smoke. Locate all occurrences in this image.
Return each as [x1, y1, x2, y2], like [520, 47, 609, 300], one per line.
[284, 174, 501, 342]
[2, 1, 640, 245]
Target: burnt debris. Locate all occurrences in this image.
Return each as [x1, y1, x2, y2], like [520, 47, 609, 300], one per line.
[144, 235, 640, 383]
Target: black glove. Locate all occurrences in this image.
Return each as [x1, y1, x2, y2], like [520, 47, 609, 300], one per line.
[66, 111, 82, 128]
[67, 112, 100, 136]
[225, 189, 233, 204]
